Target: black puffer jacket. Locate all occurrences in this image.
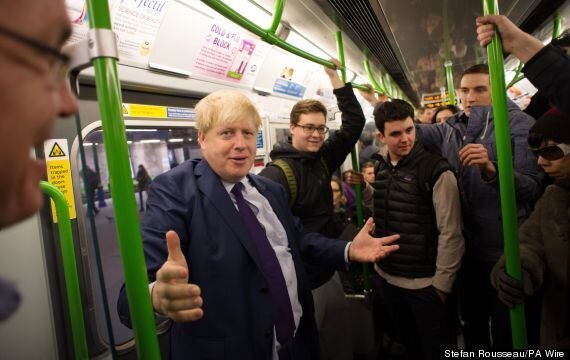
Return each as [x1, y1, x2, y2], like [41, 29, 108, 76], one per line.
[260, 84, 365, 288]
[373, 143, 451, 278]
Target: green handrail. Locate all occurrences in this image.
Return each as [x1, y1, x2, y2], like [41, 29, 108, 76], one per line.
[506, 62, 524, 89]
[363, 54, 386, 95]
[442, 0, 455, 104]
[336, 31, 369, 292]
[335, 31, 347, 84]
[201, 0, 373, 93]
[40, 181, 88, 360]
[483, 0, 527, 349]
[444, 61, 455, 104]
[86, 1, 161, 359]
[552, 9, 561, 39]
[202, 0, 333, 67]
[508, 9, 563, 89]
[267, 0, 284, 34]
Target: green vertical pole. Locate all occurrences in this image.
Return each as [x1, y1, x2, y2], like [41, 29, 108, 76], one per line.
[363, 54, 385, 95]
[336, 31, 369, 292]
[442, 0, 455, 105]
[552, 9, 561, 39]
[267, 0, 284, 34]
[483, 0, 527, 349]
[86, 1, 161, 358]
[40, 181, 88, 360]
[444, 61, 455, 105]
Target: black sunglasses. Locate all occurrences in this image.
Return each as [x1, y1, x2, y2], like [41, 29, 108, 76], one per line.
[530, 143, 570, 161]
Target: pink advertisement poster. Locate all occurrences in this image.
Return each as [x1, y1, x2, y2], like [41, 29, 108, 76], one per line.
[192, 22, 258, 83]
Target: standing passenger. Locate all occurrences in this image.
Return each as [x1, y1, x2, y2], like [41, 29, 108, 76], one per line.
[260, 59, 365, 360]
[0, 0, 78, 320]
[415, 64, 544, 349]
[362, 63, 544, 349]
[370, 100, 464, 359]
[117, 89, 400, 360]
[491, 111, 570, 349]
[135, 164, 151, 212]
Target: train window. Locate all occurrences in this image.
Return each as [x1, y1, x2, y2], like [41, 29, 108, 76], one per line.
[77, 124, 200, 349]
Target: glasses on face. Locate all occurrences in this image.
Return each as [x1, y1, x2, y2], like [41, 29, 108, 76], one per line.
[530, 143, 570, 161]
[295, 124, 329, 135]
[0, 24, 70, 87]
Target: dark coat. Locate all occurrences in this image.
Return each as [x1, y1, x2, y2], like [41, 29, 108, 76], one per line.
[523, 45, 570, 115]
[416, 101, 544, 262]
[492, 184, 570, 348]
[117, 159, 348, 360]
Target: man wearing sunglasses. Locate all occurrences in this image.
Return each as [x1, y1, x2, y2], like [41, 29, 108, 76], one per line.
[491, 111, 570, 349]
[0, 0, 77, 320]
[260, 60, 367, 360]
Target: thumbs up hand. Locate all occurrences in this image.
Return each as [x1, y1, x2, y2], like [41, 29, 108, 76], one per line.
[151, 230, 204, 322]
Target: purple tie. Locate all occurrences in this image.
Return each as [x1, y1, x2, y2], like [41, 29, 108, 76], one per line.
[231, 183, 295, 345]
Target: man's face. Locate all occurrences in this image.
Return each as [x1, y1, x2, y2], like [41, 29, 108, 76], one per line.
[378, 117, 416, 162]
[362, 166, 375, 184]
[199, 118, 258, 183]
[459, 73, 492, 117]
[536, 140, 570, 181]
[290, 112, 326, 152]
[0, 0, 78, 227]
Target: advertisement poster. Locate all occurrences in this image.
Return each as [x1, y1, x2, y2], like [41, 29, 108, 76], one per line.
[191, 21, 269, 86]
[272, 56, 318, 99]
[65, 0, 170, 66]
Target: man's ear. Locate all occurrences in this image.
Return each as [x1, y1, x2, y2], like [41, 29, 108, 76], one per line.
[289, 123, 296, 134]
[198, 131, 205, 149]
[377, 131, 387, 145]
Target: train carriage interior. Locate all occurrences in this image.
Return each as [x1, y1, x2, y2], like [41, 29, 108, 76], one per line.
[0, 0, 568, 359]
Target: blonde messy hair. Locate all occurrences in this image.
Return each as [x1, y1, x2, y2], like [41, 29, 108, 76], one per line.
[195, 90, 262, 134]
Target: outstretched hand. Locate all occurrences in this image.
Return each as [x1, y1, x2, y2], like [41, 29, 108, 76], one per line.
[152, 230, 203, 322]
[349, 218, 399, 262]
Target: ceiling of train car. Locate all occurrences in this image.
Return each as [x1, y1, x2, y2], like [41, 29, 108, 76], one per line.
[314, 0, 556, 105]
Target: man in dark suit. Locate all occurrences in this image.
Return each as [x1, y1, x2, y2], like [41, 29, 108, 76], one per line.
[117, 89, 399, 360]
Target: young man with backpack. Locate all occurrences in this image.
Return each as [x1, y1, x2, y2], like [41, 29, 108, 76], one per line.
[370, 100, 464, 359]
[260, 59, 366, 360]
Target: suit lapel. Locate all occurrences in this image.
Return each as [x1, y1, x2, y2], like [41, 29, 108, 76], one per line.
[195, 161, 264, 272]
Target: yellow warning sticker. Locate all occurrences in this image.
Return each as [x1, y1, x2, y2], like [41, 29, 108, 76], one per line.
[126, 104, 167, 118]
[49, 142, 66, 157]
[44, 139, 76, 223]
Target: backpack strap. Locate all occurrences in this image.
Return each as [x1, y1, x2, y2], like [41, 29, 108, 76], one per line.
[272, 159, 297, 208]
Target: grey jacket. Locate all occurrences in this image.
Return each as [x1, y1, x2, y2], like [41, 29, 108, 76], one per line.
[417, 100, 544, 261]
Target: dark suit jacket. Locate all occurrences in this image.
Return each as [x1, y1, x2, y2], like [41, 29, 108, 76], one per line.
[117, 159, 348, 360]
